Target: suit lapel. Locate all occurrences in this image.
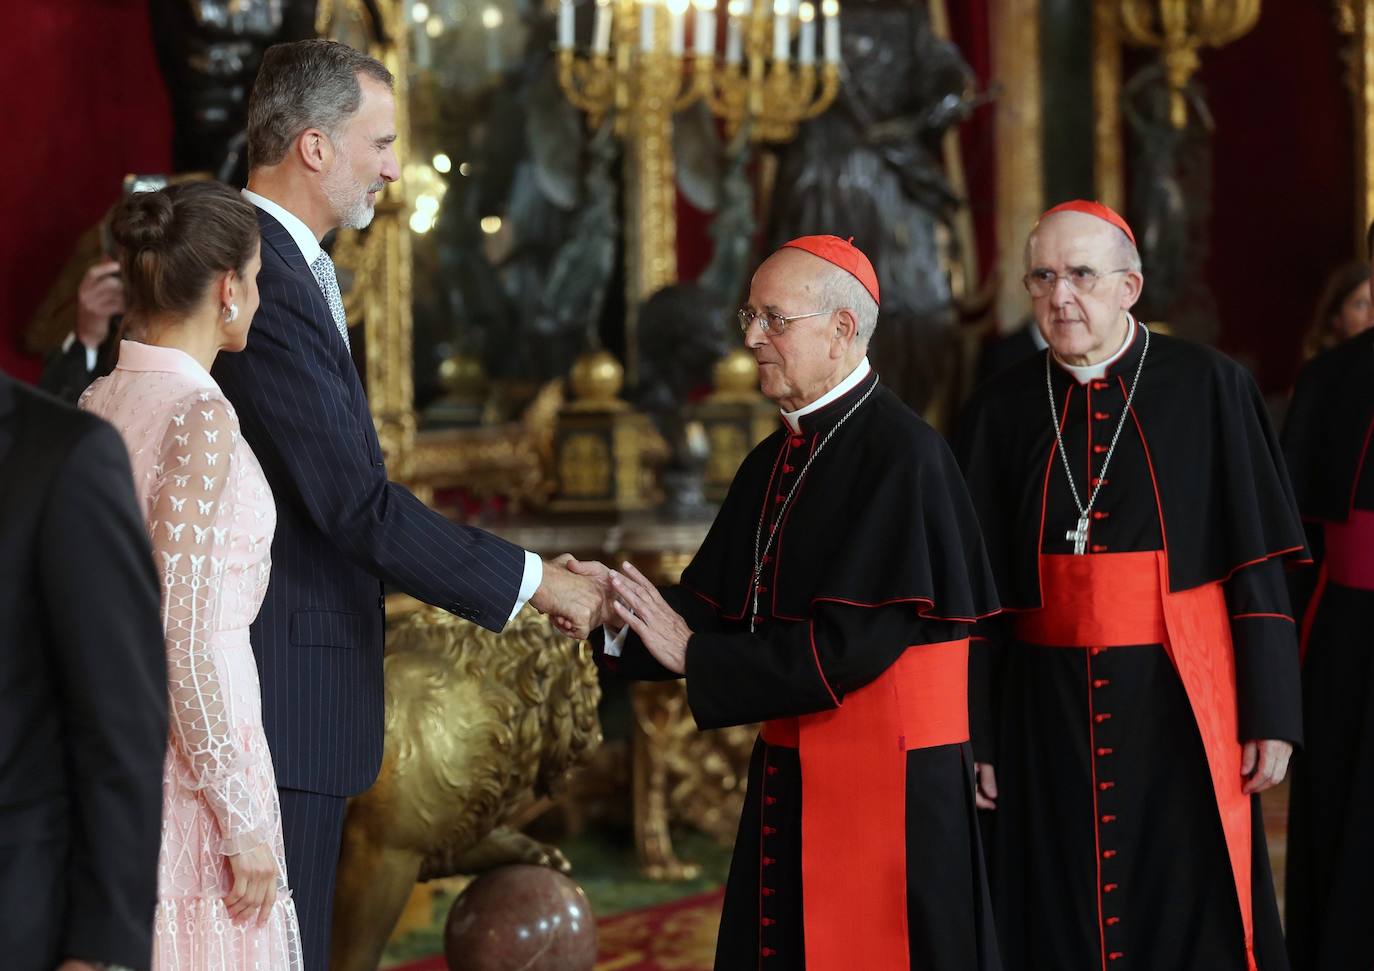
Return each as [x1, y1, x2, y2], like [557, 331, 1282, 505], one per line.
[256, 208, 313, 276]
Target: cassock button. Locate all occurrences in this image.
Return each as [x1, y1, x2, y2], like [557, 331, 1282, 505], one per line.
[762, 887, 777, 897]
[1093, 444, 1108, 454]
[1103, 849, 1117, 859]
[775, 494, 786, 504]
[763, 825, 777, 835]
[756, 585, 768, 594]
[1091, 544, 1109, 553]
[789, 436, 805, 448]
[1106, 916, 1121, 926]
[762, 947, 777, 958]
[1095, 713, 1113, 723]
[1102, 814, 1117, 823]
[753, 615, 764, 628]
[783, 464, 795, 474]
[762, 856, 776, 867]
[766, 796, 778, 805]
[1093, 511, 1110, 520]
[1093, 679, 1110, 689]
[1089, 647, 1103, 656]
[1098, 781, 1115, 791]
[1096, 747, 1114, 756]
[1094, 411, 1111, 421]
[1092, 380, 1110, 391]
[1104, 883, 1119, 893]
[1109, 953, 1124, 961]
[766, 766, 779, 776]
[761, 917, 776, 926]
[1091, 477, 1109, 488]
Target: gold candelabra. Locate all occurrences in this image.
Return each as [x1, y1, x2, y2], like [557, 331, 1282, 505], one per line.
[1119, 0, 1261, 128]
[555, 0, 841, 377]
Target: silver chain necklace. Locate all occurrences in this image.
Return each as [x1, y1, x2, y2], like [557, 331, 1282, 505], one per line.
[1046, 319, 1149, 555]
[749, 381, 878, 633]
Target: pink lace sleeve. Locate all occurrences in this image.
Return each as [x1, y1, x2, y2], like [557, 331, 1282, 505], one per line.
[149, 393, 269, 856]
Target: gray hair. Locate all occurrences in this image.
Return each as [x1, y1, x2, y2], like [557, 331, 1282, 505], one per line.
[247, 40, 394, 169]
[1023, 222, 1142, 273]
[822, 268, 880, 344]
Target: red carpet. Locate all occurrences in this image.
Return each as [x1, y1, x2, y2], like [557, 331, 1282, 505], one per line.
[388, 889, 723, 971]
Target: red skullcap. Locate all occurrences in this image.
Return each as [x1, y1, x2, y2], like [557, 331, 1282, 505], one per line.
[779, 234, 881, 305]
[1040, 200, 1136, 246]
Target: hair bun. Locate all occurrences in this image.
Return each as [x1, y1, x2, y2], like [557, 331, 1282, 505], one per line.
[111, 190, 176, 252]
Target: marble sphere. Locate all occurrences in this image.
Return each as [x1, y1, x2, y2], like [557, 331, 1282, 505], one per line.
[444, 864, 598, 971]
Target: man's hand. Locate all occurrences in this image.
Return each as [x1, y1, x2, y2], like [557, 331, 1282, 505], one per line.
[225, 841, 278, 927]
[530, 554, 607, 639]
[609, 561, 692, 673]
[974, 762, 998, 810]
[76, 259, 123, 349]
[1241, 738, 1293, 794]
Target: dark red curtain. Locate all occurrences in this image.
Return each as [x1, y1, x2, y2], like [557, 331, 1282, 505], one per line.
[0, 1, 171, 382]
[1200, 6, 1352, 393]
[946, 0, 996, 288]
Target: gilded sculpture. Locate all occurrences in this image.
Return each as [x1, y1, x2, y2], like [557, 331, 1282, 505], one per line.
[330, 607, 602, 971]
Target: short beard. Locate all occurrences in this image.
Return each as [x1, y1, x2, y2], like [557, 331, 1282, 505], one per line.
[322, 153, 379, 231]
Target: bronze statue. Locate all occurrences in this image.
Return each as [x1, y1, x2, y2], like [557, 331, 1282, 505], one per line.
[148, 0, 322, 182]
[330, 607, 602, 971]
[764, 0, 976, 412]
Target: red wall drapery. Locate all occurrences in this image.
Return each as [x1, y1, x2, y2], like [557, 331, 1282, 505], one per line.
[0, 1, 172, 382]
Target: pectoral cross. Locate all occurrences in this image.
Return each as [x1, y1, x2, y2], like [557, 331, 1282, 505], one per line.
[1067, 514, 1090, 556]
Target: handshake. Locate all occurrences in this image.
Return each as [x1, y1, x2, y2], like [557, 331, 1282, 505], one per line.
[527, 555, 692, 674]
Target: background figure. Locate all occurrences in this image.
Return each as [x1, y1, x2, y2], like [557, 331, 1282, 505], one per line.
[1123, 64, 1219, 343]
[765, 0, 975, 413]
[1301, 259, 1371, 360]
[0, 372, 168, 971]
[149, 0, 319, 184]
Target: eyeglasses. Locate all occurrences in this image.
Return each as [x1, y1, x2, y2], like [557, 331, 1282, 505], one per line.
[737, 306, 833, 337]
[1023, 267, 1132, 298]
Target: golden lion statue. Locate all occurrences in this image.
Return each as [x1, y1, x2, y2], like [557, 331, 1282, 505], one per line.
[330, 605, 602, 970]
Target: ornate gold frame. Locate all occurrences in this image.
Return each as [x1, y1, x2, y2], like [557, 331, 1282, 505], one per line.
[320, 0, 552, 506]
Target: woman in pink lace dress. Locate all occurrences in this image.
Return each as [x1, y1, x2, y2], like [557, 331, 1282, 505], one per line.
[81, 182, 302, 969]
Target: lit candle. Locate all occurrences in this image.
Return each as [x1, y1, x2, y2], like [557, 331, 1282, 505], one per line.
[725, 0, 745, 63]
[692, 0, 717, 58]
[667, 0, 688, 55]
[558, 0, 575, 49]
[821, 0, 839, 64]
[593, 0, 613, 53]
[640, 0, 657, 53]
[772, 0, 790, 62]
[482, 5, 504, 73]
[797, 0, 814, 65]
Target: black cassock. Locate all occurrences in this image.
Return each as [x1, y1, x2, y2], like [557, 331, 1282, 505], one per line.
[596, 370, 1002, 971]
[953, 323, 1306, 971]
[1281, 326, 1374, 971]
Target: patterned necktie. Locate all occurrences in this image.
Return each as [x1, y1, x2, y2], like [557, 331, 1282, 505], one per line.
[310, 250, 351, 351]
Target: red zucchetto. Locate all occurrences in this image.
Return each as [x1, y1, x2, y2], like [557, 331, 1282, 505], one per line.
[779, 234, 881, 306]
[1040, 200, 1136, 247]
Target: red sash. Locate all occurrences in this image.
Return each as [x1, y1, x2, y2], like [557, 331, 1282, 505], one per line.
[761, 638, 971, 971]
[1015, 551, 1257, 971]
[1324, 509, 1374, 590]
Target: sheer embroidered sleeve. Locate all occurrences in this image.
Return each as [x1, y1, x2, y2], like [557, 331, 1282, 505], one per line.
[149, 393, 269, 856]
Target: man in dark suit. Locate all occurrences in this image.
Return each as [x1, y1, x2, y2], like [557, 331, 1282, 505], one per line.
[0, 371, 168, 971]
[214, 40, 605, 968]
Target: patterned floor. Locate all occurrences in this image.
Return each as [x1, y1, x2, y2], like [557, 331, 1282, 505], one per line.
[382, 785, 1293, 971]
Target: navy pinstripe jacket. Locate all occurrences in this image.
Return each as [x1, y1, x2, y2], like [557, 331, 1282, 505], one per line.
[213, 208, 526, 797]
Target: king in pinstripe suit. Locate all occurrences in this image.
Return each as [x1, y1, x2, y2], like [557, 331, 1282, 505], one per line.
[213, 40, 606, 970]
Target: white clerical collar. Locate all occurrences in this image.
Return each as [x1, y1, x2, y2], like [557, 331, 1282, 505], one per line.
[1053, 317, 1138, 384]
[241, 188, 322, 265]
[782, 357, 872, 433]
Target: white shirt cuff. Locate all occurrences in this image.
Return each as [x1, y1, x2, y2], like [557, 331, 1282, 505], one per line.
[62, 332, 99, 372]
[509, 551, 543, 623]
[602, 623, 629, 657]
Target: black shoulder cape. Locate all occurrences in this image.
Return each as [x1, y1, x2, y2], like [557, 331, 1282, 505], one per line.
[681, 372, 1000, 622]
[952, 329, 1308, 608]
[1282, 327, 1374, 523]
